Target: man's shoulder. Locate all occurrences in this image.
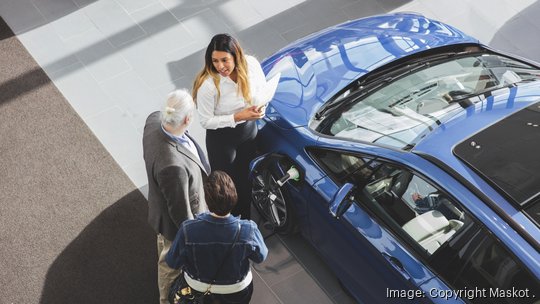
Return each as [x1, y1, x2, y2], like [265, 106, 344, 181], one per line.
[143, 112, 162, 135]
[143, 129, 175, 163]
[146, 111, 161, 122]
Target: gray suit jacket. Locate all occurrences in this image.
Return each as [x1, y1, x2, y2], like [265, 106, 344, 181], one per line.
[143, 111, 210, 241]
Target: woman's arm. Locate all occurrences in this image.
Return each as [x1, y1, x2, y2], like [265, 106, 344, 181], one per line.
[248, 221, 269, 263]
[198, 80, 264, 127]
[234, 106, 265, 122]
[197, 80, 237, 129]
[166, 224, 187, 269]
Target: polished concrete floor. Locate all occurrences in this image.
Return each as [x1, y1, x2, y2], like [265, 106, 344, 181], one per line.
[2, 0, 540, 302]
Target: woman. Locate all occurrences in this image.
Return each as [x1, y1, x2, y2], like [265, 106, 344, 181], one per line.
[193, 33, 267, 219]
[166, 170, 268, 304]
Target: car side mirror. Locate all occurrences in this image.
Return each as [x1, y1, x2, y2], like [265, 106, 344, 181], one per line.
[329, 183, 355, 219]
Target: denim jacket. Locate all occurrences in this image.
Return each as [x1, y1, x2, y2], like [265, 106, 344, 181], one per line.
[166, 212, 268, 285]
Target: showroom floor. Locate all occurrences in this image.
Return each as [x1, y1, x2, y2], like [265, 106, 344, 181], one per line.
[2, 0, 539, 302]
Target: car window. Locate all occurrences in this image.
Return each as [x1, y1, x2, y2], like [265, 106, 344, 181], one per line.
[361, 163, 469, 255]
[308, 148, 380, 186]
[319, 53, 540, 149]
[310, 149, 539, 299]
[310, 148, 469, 255]
[434, 228, 540, 303]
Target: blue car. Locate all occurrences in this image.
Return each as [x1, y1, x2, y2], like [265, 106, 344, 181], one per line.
[249, 13, 540, 303]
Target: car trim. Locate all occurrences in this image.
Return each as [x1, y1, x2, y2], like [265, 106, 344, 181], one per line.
[415, 152, 540, 253]
[315, 131, 409, 153]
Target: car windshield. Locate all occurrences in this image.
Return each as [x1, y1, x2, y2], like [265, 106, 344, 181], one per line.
[319, 52, 540, 149]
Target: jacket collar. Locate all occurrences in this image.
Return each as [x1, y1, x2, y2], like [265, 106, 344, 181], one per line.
[160, 128, 210, 175]
[198, 212, 239, 224]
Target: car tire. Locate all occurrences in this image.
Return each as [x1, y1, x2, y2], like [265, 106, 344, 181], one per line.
[251, 165, 295, 234]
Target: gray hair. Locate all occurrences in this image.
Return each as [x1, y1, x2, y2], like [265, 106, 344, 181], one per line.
[160, 89, 195, 128]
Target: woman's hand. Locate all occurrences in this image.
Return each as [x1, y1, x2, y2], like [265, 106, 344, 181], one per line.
[234, 106, 265, 122]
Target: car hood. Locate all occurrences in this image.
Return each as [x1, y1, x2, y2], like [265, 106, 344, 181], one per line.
[260, 13, 478, 129]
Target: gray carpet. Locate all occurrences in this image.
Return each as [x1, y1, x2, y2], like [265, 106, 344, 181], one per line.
[0, 17, 158, 304]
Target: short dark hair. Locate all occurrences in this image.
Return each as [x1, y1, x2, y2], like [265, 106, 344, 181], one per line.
[204, 170, 238, 216]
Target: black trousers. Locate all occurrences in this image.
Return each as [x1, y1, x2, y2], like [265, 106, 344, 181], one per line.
[206, 121, 257, 219]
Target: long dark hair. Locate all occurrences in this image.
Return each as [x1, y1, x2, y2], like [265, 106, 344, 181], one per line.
[192, 34, 251, 104]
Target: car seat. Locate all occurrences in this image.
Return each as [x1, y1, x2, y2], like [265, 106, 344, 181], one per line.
[402, 210, 464, 254]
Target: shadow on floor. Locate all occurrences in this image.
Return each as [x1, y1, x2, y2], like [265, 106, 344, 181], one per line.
[39, 190, 158, 304]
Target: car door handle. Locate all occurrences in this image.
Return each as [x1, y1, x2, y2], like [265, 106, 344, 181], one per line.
[382, 253, 411, 281]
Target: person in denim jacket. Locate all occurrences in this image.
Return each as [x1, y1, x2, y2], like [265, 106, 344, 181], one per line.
[166, 170, 268, 303]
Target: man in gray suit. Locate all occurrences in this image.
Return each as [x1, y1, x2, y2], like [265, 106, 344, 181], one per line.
[143, 89, 210, 304]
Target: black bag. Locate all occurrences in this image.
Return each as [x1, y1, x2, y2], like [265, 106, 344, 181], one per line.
[168, 273, 207, 304]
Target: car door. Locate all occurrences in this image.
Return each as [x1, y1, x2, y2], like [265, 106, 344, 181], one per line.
[305, 147, 469, 303]
[425, 221, 540, 303]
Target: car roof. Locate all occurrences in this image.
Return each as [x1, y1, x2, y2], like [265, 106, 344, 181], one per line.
[412, 84, 540, 192]
[412, 84, 540, 229]
[261, 12, 478, 128]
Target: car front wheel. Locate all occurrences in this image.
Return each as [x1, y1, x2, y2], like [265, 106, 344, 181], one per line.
[251, 167, 294, 234]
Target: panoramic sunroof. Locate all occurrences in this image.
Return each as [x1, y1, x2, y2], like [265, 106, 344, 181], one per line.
[454, 101, 540, 209]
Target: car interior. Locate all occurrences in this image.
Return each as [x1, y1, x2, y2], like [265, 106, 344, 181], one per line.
[311, 148, 468, 255]
[363, 164, 467, 255]
[402, 210, 464, 254]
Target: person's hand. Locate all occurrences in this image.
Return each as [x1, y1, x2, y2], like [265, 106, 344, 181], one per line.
[256, 104, 267, 113]
[412, 192, 423, 201]
[234, 106, 265, 122]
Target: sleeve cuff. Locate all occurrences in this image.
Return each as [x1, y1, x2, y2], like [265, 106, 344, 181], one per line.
[229, 114, 239, 127]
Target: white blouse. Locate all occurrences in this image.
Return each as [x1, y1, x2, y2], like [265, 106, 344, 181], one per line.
[196, 55, 267, 130]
